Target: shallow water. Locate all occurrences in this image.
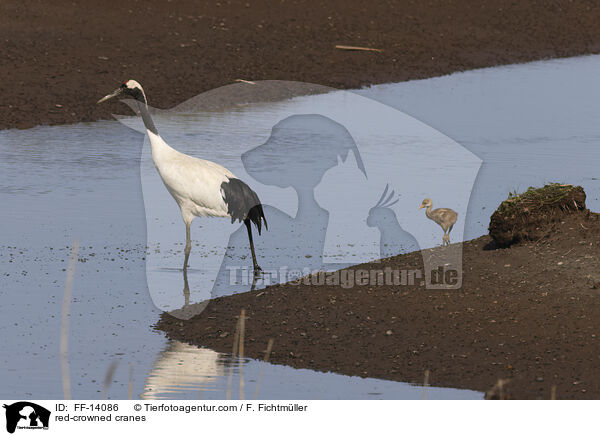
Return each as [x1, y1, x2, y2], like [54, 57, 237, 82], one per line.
[2, 55, 599, 399]
[141, 341, 480, 400]
[357, 55, 600, 238]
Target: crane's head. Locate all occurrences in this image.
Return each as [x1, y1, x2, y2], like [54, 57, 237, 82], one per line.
[97, 80, 148, 106]
[419, 198, 432, 209]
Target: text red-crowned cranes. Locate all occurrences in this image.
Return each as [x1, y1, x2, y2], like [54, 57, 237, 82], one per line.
[419, 198, 457, 246]
[98, 80, 267, 275]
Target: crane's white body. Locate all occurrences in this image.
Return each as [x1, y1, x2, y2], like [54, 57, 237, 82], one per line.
[98, 79, 266, 273]
[148, 130, 233, 226]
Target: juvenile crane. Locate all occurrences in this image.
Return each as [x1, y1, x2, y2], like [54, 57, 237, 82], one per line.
[98, 80, 267, 275]
[419, 198, 457, 246]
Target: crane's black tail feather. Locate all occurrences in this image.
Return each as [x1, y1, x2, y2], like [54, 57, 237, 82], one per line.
[246, 203, 267, 235]
[221, 178, 268, 234]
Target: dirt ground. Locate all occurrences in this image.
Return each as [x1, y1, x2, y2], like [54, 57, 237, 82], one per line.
[158, 209, 600, 400]
[4, 0, 600, 129]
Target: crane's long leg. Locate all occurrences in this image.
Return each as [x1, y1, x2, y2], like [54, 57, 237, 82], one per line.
[445, 224, 454, 246]
[184, 221, 191, 271]
[182, 265, 190, 306]
[244, 219, 262, 277]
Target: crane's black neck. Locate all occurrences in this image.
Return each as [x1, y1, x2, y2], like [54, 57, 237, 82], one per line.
[137, 99, 158, 135]
[127, 86, 158, 135]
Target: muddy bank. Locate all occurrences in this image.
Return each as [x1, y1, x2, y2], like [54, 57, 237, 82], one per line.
[4, 0, 600, 130]
[158, 203, 600, 399]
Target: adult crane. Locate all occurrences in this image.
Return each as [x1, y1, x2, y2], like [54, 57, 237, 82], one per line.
[98, 80, 267, 275]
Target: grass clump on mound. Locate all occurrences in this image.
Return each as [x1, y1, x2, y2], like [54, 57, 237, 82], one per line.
[489, 183, 586, 248]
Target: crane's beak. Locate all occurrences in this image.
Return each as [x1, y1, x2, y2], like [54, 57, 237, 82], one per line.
[97, 88, 123, 104]
[418, 204, 425, 209]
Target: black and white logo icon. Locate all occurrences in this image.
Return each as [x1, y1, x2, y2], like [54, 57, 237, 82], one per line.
[3, 402, 50, 434]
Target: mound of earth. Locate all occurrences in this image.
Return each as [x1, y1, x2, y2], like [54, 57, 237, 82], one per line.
[488, 184, 586, 248]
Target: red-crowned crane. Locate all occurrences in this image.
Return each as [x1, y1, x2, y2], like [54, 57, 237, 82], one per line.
[419, 198, 457, 246]
[98, 80, 267, 275]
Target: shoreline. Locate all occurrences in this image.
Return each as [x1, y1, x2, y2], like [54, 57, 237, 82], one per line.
[1, 54, 594, 134]
[158, 209, 600, 400]
[4, 0, 600, 130]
